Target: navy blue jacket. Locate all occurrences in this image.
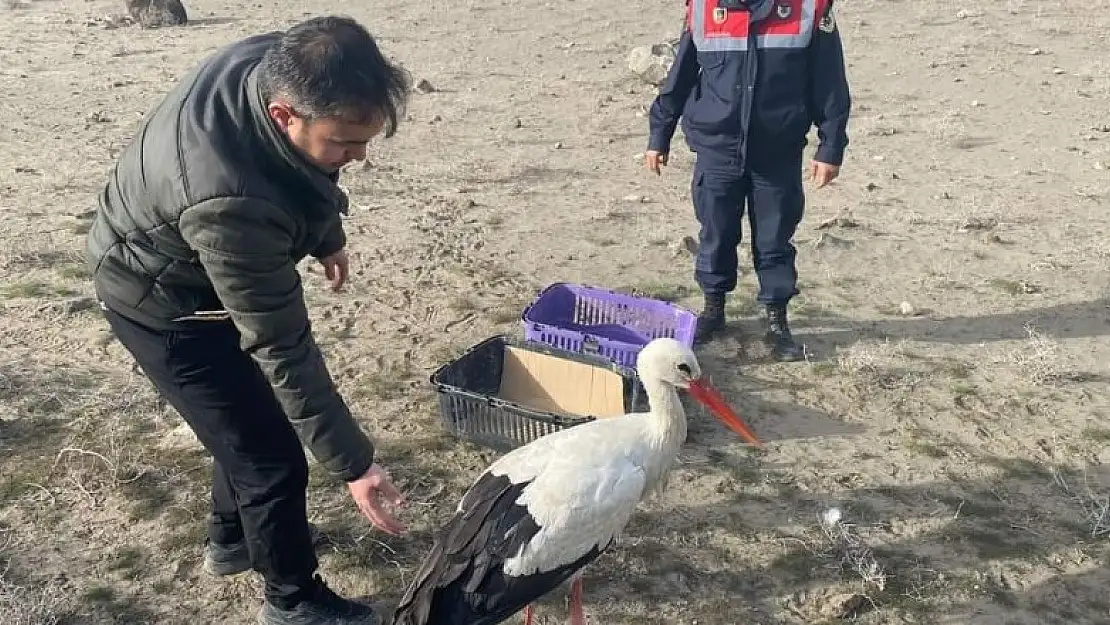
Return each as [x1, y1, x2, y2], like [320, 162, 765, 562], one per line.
[648, 0, 851, 168]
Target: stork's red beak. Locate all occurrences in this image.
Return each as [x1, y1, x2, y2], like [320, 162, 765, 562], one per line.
[686, 377, 763, 448]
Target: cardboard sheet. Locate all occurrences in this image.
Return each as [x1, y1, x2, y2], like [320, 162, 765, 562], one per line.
[497, 346, 626, 418]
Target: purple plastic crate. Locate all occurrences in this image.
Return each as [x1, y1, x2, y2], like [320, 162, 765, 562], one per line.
[521, 282, 698, 368]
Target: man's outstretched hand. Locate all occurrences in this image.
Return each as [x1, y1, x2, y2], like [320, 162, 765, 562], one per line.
[347, 463, 406, 536]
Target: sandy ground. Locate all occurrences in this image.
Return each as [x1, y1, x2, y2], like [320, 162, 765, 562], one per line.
[2, 0, 1110, 623]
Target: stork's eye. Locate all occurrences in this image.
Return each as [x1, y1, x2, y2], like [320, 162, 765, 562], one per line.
[677, 363, 692, 376]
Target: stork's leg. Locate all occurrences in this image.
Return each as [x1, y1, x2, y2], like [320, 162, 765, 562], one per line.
[523, 603, 534, 625]
[568, 574, 586, 625]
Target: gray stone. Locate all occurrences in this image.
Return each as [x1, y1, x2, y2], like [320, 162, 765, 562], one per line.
[126, 0, 187, 29]
[628, 43, 677, 86]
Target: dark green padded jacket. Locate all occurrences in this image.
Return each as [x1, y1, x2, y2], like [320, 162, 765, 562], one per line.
[85, 32, 375, 482]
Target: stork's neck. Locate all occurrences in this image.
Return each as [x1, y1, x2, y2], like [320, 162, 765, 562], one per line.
[637, 375, 688, 497]
[641, 376, 688, 453]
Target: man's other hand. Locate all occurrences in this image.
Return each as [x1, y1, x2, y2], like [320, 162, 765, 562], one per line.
[809, 160, 841, 188]
[317, 249, 349, 292]
[645, 150, 669, 175]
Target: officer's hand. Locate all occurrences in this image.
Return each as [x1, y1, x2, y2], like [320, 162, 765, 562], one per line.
[809, 160, 840, 188]
[347, 463, 407, 536]
[318, 249, 349, 292]
[645, 150, 668, 175]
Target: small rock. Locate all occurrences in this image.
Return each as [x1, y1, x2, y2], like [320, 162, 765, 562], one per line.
[959, 216, 998, 231]
[899, 301, 916, 316]
[627, 42, 677, 86]
[39, 297, 98, 315]
[1029, 48, 1043, 55]
[414, 79, 436, 94]
[816, 214, 859, 229]
[811, 232, 852, 249]
[1095, 161, 1105, 171]
[1053, 67, 1066, 75]
[864, 181, 879, 191]
[508, 118, 522, 129]
[664, 571, 689, 590]
[429, 114, 442, 123]
[553, 141, 564, 149]
[127, 0, 188, 28]
[622, 194, 646, 203]
[822, 593, 873, 619]
[970, 100, 982, 107]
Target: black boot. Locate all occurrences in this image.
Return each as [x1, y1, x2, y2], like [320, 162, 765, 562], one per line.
[258, 575, 380, 625]
[764, 304, 803, 362]
[205, 523, 326, 577]
[694, 292, 726, 344]
[203, 537, 252, 576]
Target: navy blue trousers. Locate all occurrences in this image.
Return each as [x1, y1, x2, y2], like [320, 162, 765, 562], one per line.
[691, 153, 805, 304]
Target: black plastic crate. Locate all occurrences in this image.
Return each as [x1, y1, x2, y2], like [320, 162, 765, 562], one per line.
[430, 335, 644, 452]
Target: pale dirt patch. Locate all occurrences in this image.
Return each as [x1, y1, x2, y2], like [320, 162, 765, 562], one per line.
[2, 0, 1110, 623]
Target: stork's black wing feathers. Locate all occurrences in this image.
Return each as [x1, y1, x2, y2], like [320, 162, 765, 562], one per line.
[391, 470, 608, 625]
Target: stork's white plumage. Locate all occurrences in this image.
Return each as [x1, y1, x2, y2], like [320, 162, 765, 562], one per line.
[391, 337, 762, 625]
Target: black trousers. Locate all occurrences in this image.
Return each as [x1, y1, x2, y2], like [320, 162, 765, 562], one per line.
[103, 307, 317, 608]
[691, 151, 806, 304]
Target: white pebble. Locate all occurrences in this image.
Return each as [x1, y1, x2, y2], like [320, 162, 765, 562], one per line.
[821, 507, 842, 526]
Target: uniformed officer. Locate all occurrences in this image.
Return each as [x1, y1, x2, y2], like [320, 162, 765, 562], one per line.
[645, 0, 851, 361]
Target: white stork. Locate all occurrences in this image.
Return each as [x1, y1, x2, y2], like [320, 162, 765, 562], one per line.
[391, 337, 762, 625]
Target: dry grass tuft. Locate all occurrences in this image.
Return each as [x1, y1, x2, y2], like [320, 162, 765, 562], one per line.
[817, 508, 889, 593]
[0, 530, 70, 625]
[0, 575, 69, 625]
[1000, 323, 1068, 387]
[834, 340, 902, 376]
[1049, 463, 1110, 539]
[832, 339, 924, 400]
